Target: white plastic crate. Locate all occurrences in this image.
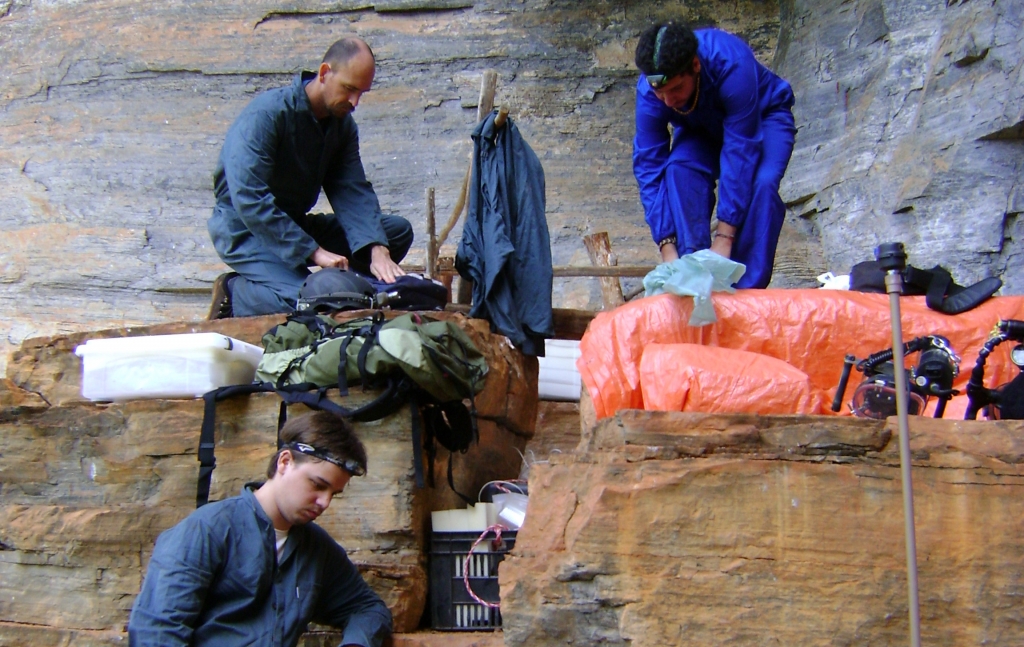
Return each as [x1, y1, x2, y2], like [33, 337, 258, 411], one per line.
[75, 333, 263, 402]
[537, 339, 582, 401]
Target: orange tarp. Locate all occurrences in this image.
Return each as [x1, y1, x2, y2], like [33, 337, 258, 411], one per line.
[577, 290, 1024, 420]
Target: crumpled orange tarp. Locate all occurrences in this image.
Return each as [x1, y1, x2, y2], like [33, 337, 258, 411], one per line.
[577, 290, 1024, 420]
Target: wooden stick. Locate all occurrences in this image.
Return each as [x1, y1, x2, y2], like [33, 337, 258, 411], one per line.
[494, 105, 509, 129]
[425, 187, 436, 279]
[583, 232, 625, 309]
[476, 70, 498, 121]
[413, 264, 654, 278]
[435, 70, 498, 254]
[455, 71, 499, 305]
[435, 165, 470, 251]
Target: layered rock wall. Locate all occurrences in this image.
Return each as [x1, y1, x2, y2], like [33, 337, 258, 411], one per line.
[1, 0, 780, 371]
[500, 411, 1024, 646]
[0, 312, 537, 643]
[1, 1, 1021, 373]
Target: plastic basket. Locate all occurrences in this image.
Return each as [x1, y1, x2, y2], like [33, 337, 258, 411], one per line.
[429, 529, 517, 631]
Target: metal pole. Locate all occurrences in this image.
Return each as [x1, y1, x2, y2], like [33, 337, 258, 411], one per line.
[877, 242, 922, 647]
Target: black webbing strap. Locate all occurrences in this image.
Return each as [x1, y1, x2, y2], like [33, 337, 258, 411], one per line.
[197, 383, 275, 508]
[409, 390, 425, 489]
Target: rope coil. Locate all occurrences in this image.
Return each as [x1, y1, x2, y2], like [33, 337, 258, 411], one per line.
[461, 524, 511, 609]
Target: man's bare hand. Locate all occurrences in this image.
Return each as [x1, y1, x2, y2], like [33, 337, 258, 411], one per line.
[660, 242, 680, 264]
[709, 236, 733, 258]
[311, 247, 349, 270]
[709, 223, 736, 259]
[369, 245, 405, 283]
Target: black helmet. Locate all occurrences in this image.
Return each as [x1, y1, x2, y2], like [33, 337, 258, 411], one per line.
[296, 268, 376, 312]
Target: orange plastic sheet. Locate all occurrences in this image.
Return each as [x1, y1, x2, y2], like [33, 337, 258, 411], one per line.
[640, 343, 825, 414]
[577, 290, 1024, 420]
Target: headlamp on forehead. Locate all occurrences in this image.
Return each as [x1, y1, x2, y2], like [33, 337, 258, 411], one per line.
[646, 74, 672, 90]
[286, 442, 365, 477]
[646, 24, 688, 90]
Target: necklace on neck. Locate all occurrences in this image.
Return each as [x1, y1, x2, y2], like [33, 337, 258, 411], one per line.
[672, 74, 700, 117]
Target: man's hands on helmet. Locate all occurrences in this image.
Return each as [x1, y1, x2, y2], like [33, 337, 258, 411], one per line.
[311, 247, 349, 270]
[369, 245, 405, 283]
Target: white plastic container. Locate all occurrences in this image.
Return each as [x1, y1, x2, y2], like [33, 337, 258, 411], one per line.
[75, 333, 264, 402]
[537, 339, 582, 401]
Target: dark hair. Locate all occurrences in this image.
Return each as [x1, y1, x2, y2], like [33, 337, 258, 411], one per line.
[265, 411, 368, 479]
[323, 37, 375, 67]
[635, 23, 698, 77]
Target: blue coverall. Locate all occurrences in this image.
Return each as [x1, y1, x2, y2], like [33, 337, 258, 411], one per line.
[128, 487, 392, 647]
[208, 72, 413, 316]
[633, 29, 796, 289]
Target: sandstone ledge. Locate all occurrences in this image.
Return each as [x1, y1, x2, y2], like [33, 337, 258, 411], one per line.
[501, 411, 1024, 647]
[0, 312, 538, 636]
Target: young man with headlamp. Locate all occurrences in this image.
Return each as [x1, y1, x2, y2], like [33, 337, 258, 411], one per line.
[128, 411, 392, 647]
[633, 22, 796, 288]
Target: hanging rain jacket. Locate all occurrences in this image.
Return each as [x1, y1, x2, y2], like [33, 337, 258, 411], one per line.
[456, 112, 554, 357]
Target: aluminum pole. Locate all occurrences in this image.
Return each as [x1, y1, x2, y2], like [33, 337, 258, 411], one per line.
[884, 268, 922, 647]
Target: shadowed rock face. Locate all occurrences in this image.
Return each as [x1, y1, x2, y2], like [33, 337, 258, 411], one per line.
[0, 0, 1019, 372]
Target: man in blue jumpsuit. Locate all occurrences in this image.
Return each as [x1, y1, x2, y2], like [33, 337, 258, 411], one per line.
[128, 411, 392, 646]
[207, 37, 412, 318]
[633, 23, 796, 288]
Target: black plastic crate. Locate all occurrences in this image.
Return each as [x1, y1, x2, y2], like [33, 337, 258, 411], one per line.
[429, 529, 517, 631]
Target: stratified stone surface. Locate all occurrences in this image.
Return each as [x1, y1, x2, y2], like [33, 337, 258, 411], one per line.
[1, 0, 1021, 377]
[777, 0, 1024, 290]
[0, 312, 536, 640]
[501, 411, 1024, 647]
[0, 0, 783, 373]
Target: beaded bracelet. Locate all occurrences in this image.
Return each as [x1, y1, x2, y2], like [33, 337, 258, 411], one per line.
[657, 235, 677, 250]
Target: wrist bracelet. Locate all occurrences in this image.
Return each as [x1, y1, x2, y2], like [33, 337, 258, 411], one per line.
[714, 231, 735, 240]
[658, 235, 677, 250]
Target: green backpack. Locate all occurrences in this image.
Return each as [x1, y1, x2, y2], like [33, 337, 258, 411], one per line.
[256, 311, 488, 405]
[198, 311, 489, 507]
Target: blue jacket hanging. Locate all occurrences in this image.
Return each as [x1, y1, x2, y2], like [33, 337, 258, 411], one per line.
[456, 111, 554, 357]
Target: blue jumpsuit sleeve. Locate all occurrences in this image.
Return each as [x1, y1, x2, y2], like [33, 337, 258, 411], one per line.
[314, 541, 393, 647]
[711, 41, 763, 228]
[632, 81, 677, 244]
[128, 517, 225, 647]
[322, 119, 390, 255]
[221, 107, 320, 268]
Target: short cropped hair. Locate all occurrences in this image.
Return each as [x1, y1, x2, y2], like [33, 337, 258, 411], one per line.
[635, 23, 698, 78]
[322, 37, 375, 67]
[265, 411, 368, 479]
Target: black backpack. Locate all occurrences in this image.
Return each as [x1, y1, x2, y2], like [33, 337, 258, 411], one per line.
[849, 261, 1001, 314]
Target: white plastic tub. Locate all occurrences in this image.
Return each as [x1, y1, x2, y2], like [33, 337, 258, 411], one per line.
[537, 339, 582, 401]
[75, 333, 264, 402]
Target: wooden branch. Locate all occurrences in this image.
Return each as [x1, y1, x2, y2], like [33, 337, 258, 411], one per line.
[551, 266, 654, 278]
[583, 232, 625, 309]
[455, 71, 499, 306]
[476, 70, 498, 121]
[425, 187, 436, 279]
[494, 105, 509, 129]
[419, 264, 654, 279]
[436, 70, 499, 275]
[435, 165, 470, 251]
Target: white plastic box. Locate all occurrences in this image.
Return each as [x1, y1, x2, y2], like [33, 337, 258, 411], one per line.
[537, 339, 582, 401]
[74, 333, 264, 402]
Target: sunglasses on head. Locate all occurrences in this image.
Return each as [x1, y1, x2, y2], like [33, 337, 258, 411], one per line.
[287, 442, 366, 477]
